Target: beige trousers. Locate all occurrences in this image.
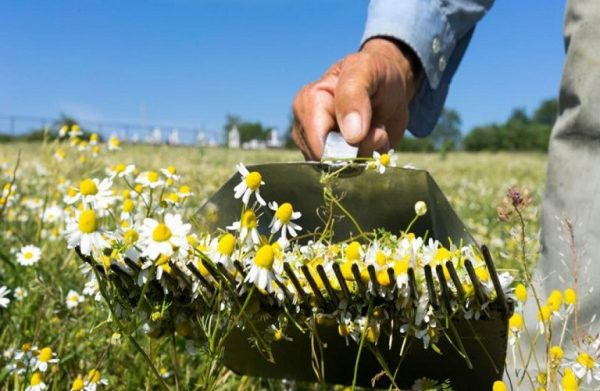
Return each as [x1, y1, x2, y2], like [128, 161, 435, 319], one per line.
[538, 0, 600, 331]
[506, 0, 600, 388]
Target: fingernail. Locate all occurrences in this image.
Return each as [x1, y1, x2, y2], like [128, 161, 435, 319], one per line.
[342, 112, 362, 142]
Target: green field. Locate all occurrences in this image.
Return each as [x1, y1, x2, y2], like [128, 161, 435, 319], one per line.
[0, 142, 546, 390]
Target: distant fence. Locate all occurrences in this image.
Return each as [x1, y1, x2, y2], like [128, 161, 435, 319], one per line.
[0, 115, 220, 146]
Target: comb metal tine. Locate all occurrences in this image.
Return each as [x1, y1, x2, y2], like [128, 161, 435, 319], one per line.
[445, 261, 465, 302]
[464, 259, 487, 306]
[424, 265, 439, 309]
[386, 267, 396, 291]
[316, 264, 339, 307]
[351, 263, 367, 297]
[301, 265, 327, 309]
[283, 262, 309, 305]
[367, 265, 379, 294]
[407, 268, 419, 301]
[435, 264, 453, 313]
[233, 260, 247, 279]
[481, 245, 509, 314]
[331, 262, 352, 302]
[186, 263, 214, 293]
[124, 257, 141, 272]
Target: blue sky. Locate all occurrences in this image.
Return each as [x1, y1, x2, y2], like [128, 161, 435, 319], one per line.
[0, 0, 565, 142]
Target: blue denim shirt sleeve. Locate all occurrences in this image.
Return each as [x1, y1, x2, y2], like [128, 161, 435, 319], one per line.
[361, 0, 494, 137]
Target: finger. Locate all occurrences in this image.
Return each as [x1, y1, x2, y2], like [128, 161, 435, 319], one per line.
[334, 54, 375, 145]
[382, 108, 409, 149]
[357, 126, 389, 157]
[292, 79, 338, 160]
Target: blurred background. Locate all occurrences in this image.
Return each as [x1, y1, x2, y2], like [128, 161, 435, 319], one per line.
[0, 0, 565, 151]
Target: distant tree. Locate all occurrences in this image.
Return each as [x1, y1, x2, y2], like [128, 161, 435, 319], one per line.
[463, 99, 555, 152]
[532, 98, 558, 127]
[431, 108, 462, 151]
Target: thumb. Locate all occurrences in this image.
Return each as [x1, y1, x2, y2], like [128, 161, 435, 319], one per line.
[334, 55, 375, 145]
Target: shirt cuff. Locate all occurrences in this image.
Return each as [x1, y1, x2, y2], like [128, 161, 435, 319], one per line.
[361, 0, 457, 90]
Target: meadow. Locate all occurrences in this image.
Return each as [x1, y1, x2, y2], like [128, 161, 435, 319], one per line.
[0, 141, 547, 390]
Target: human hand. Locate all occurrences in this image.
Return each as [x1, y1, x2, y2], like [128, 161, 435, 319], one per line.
[292, 38, 421, 160]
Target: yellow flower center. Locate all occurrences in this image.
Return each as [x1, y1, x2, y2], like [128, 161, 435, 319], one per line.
[217, 233, 236, 256]
[547, 290, 562, 312]
[275, 203, 293, 223]
[376, 270, 391, 286]
[152, 223, 172, 242]
[115, 163, 126, 173]
[122, 199, 135, 213]
[515, 283, 528, 302]
[537, 305, 552, 322]
[135, 184, 144, 193]
[492, 380, 507, 391]
[24, 251, 33, 260]
[338, 324, 351, 337]
[72, 376, 84, 391]
[179, 185, 190, 194]
[345, 241, 361, 261]
[562, 368, 578, 390]
[79, 179, 98, 196]
[509, 313, 523, 331]
[245, 171, 262, 190]
[564, 288, 577, 305]
[393, 257, 409, 275]
[167, 166, 176, 174]
[124, 229, 139, 244]
[241, 210, 257, 228]
[147, 171, 159, 182]
[163, 193, 178, 203]
[375, 251, 387, 267]
[550, 345, 564, 361]
[577, 352, 595, 369]
[380, 153, 390, 166]
[88, 369, 101, 383]
[254, 245, 274, 269]
[30, 372, 43, 386]
[38, 347, 52, 362]
[366, 325, 379, 343]
[475, 267, 490, 282]
[78, 210, 98, 233]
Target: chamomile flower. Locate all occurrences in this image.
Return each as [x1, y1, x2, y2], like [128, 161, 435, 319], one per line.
[233, 163, 266, 205]
[107, 135, 121, 151]
[25, 372, 46, 391]
[16, 245, 42, 266]
[178, 185, 193, 199]
[372, 150, 397, 174]
[68, 178, 115, 210]
[14, 287, 28, 301]
[83, 369, 108, 391]
[0, 286, 10, 308]
[209, 233, 237, 269]
[107, 163, 135, 178]
[268, 201, 302, 240]
[42, 204, 63, 223]
[71, 376, 85, 391]
[572, 350, 600, 383]
[227, 209, 261, 245]
[66, 290, 84, 309]
[138, 213, 191, 260]
[245, 244, 276, 292]
[136, 170, 165, 189]
[65, 210, 110, 256]
[32, 347, 59, 372]
[161, 165, 180, 182]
